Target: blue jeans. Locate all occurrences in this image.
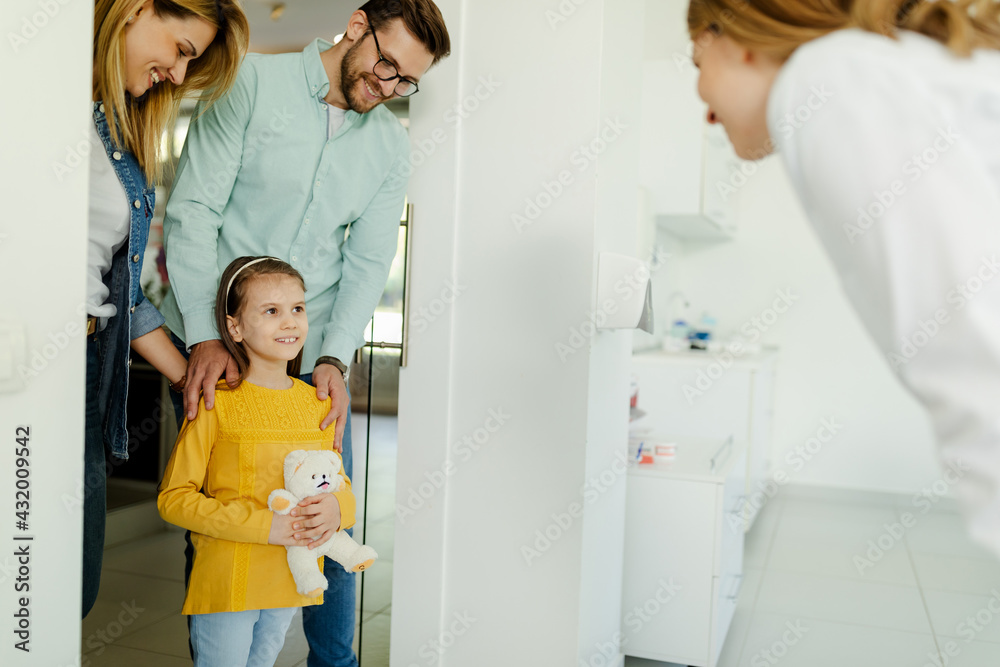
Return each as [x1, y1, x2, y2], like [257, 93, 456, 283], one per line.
[189, 607, 297, 667]
[167, 334, 358, 667]
[82, 335, 106, 618]
[298, 371, 358, 667]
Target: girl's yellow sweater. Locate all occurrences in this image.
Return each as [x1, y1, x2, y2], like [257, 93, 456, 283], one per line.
[158, 378, 356, 615]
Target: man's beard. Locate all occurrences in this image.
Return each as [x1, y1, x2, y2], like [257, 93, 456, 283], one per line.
[339, 40, 387, 114]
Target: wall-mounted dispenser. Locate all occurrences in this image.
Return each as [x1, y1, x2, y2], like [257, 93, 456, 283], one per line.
[596, 252, 654, 333]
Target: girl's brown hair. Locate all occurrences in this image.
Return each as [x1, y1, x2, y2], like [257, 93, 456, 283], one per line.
[688, 0, 1000, 62]
[215, 257, 307, 388]
[92, 0, 250, 183]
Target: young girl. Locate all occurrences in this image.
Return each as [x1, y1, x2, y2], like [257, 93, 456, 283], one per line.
[685, 0, 1000, 554]
[84, 0, 248, 617]
[158, 256, 357, 666]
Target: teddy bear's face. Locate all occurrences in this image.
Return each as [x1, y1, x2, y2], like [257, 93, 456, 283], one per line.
[286, 451, 343, 499]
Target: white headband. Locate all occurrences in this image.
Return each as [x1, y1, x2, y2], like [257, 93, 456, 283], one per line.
[225, 257, 279, 313]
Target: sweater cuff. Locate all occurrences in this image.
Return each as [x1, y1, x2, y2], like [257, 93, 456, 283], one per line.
[258, 511, 274, 546]
[333, 489, 356, 532]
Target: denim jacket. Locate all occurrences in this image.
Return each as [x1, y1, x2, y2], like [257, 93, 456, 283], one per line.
[92, 101, 165, 460]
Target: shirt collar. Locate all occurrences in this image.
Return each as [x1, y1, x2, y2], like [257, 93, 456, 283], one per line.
[303, 37, 335, 101]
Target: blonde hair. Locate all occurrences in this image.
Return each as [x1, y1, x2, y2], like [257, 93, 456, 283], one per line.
[92, 0, 249, 183]
[687, 0, 1000, 62]
[216, 257, 307, 388]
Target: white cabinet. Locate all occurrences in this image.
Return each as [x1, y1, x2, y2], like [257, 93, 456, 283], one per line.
[631, 349, 777, 530]
[622, 437, 746, 665]
[639, 0, 740, 241]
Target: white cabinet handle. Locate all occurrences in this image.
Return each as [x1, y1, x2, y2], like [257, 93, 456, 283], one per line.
[726, 574, 744, 601]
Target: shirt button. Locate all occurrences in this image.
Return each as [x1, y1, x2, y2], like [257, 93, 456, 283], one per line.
[130, 306, 136, 313]
[304, 218, 310, 225]
[113, 151, 122, 160]
[132, 254, 140, 263]
[133, 200, 141, 209]
[291, 256, 298, 262]
[99, 104, 105, 113]
[315, 180, 320, 187]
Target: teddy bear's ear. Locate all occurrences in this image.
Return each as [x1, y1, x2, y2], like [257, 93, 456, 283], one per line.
[324, 450, 343, 474]
[284, 450, 310, 482]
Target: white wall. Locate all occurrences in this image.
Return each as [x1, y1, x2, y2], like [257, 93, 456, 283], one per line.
[0, 1, 92, 665]
[395, 0, 642, 664]
[653, 158, 942, 493]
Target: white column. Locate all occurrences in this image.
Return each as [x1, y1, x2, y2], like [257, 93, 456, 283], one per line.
[394, 0, 643, 664]
[0, 1, 92, 665]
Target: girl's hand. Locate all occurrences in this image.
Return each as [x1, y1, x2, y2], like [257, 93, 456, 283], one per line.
[290, 494, 342, 550]
[268, 513, 313, 547]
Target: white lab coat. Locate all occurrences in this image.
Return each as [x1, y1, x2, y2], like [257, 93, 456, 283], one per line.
[767, 28, 1000, 556]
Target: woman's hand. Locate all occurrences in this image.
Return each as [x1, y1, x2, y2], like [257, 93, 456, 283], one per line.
[131, 327, 189, 388]
[290, 494, 342, 550]
[268, 513, 314, 547]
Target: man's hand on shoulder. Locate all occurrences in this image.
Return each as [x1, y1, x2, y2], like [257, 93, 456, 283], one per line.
[313, 362, 348, 452]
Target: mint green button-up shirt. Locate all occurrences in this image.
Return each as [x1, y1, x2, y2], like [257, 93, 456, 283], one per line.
[160, 38, 409, 372]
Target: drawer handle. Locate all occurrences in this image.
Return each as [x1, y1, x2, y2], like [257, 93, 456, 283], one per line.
[726, 574, 744, 601]
[710, 435, 734, 473]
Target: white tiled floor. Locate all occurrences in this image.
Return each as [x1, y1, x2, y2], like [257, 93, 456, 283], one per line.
[86, 420, 1000, 667]
[82, 412, 398, 667]
[626, 489, 1000, 667]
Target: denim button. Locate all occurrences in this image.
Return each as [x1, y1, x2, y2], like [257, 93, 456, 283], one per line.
[132, 254, 140, 263]
[113, 151, 122, 160]
[133, 200, 141, 209]
[99, 104, 105, 113]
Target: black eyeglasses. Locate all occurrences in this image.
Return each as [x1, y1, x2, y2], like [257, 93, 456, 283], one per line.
[369, 29, 419, 98]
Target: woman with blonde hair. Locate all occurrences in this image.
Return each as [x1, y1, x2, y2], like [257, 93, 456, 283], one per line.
[686, 0, 1000, 555]
[84, 0, 248, 617]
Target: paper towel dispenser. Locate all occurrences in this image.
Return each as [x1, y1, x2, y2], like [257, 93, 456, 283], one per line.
[595, 252, 654, 333]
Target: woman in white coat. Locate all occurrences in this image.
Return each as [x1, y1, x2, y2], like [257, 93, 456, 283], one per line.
[685, 0, 1000, 554]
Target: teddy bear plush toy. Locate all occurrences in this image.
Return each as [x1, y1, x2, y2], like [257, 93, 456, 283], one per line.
[268, 449, 378, 597]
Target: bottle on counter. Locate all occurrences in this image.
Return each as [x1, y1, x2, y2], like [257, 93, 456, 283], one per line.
[688, 312, 716, 350]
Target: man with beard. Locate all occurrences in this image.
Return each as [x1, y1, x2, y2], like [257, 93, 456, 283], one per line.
[159, 1, 450, 664]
